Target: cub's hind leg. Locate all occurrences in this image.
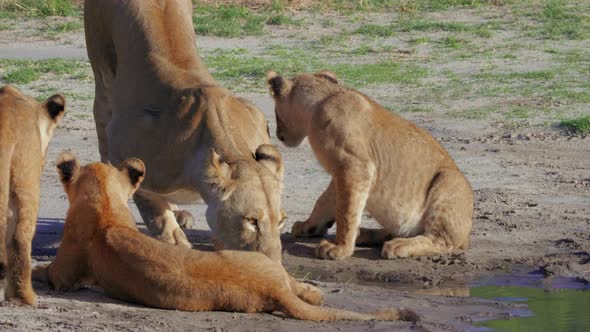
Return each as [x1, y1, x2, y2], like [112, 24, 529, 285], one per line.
[288, 276, 325, 305]
[382, 170, 474, 258]
[134, 192, 191, 248]
[291, 179, 336, 238]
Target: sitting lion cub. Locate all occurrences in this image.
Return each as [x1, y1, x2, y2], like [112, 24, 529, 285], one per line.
[0, 85, 66, 305]
[33, 152, 418, 321]
[267, 71, 474, 260]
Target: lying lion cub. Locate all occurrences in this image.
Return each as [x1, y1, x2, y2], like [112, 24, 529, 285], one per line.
[267, 71, 474, 260]
[33, 152, 418, 321]
[0, 85, 66, 305]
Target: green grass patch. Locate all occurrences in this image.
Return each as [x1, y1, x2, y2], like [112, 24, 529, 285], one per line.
[302, 0, 509, 13]
[0, 0, 77, 17]
[193, 5, 266, 37]
[441, 35, 467, 48]
[0, 59, 89, 84]
[354, 24, 396, 37]
[538, 0, 590, 39]
[47, 20, 83, 34]
[204, 47, 427, 89]
[3, 68, 40, 84]
[330, 62, 427, 86]
[560, 116, 590, 133]
[266, 13, 302, 26]
[398, 19, 469, 32]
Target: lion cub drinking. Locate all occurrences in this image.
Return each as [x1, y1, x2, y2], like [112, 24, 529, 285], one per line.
[267, 71, 474, 260]
[33, 152, 418, 321]
[0, 85, 66, 305]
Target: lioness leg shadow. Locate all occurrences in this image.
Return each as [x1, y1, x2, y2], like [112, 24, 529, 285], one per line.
[382, 170, 473, 258]
[291, 180, 336, 238]
[133, 192, 192, 248]
[356, 228, 393, 247]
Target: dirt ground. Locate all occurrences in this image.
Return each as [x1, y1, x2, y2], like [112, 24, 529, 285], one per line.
[1, 5, 589, 332]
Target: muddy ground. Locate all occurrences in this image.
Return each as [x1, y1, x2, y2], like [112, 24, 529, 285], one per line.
[1, 4, 589, 332]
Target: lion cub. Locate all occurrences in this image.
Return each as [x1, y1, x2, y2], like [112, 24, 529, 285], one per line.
[33, 152, 417, 321]
[0, 85, 66, 304]
[267, 71, 474, 260]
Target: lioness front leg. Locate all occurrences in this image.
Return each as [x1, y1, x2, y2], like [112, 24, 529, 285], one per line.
[291, 180, 336, 238]
[315, 166, 373, 260]
[134, 192, 191, 248]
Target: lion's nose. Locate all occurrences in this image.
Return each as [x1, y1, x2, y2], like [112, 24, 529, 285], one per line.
[278, 134, 285, 141]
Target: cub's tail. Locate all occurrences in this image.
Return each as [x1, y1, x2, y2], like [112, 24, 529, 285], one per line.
[279, 292, 419, 321]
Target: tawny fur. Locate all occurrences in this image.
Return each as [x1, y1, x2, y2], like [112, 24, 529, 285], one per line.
[267, 71, 474, 260]
[84, 0, 285, 261]
[33, 153, 418, 322]
[0, 85, 66, 305]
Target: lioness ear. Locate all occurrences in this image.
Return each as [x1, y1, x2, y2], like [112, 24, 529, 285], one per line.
[266, 71, 292, 97]
[315, 70, 338, 84]
[205, 149, 235, 200]
[56, 151, 80, 184]
[42, 94, 66, 121]
[118, 158, 145, 189]
[255, 144, 284, 180]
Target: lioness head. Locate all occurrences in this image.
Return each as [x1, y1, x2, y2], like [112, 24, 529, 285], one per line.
[204, 144, 286, 262]
[266, 70, 339, 147]
[56, 151, 146, 208]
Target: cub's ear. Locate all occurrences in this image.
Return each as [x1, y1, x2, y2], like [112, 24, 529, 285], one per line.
[255, 144, 284, 181]
[266, 71, 292, 97]
[205, 149, 235, 200]
[119, 158, 146, 189]
[42, 94, 66, 121]
[315, 70, 338, 84]
[56, 151, 80, 184]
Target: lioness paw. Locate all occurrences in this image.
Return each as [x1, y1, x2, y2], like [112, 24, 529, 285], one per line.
[315, 240, 352, 260]
[291, 221, 308, 237]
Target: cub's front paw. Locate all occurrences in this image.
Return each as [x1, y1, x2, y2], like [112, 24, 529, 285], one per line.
[174, 210, 195, 229]
[315, 240, 352, 260]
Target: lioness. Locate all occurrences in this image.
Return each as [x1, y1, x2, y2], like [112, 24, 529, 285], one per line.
[33, 152, 418, 322]
[267, 71, 474, 260]
[0, 85, 66, 305]
[85, 0, 284, 261]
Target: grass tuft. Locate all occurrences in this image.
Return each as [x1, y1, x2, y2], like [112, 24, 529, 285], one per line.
[0, 0, 77, 17]
[1, 59, 89, 84]
[193, 5, 266, 37]
[560, 116, 590, 133]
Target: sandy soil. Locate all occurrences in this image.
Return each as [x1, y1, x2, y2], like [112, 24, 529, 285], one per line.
[1, 8, 589, 332]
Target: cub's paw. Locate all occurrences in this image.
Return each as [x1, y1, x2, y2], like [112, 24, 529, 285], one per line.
[315, 240, 352, 260]
[382, 239, 413, 258]
[174, 210, 195, 229]
[297, 283, 325, 305]
[5, 287, 37, 307]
